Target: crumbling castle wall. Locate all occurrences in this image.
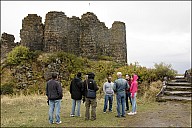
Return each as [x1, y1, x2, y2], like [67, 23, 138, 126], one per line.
[80, 12, 99, 59]
[0, 33, 18, 60]
[44, 11, 68, 52]
[110, 21, 127, 63]
[97, 22, 110, 56]
[18, 11, 127, 63]
[20, 14, 44, 51]
[67, 16, 81, 56]
[80, 12, 113, 59]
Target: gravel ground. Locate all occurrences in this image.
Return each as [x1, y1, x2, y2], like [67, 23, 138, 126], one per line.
[123, 101, 191, 127]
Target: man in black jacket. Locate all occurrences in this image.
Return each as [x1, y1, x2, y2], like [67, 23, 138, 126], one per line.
[46, 72, 63, 124]
[82, 72, 99, 121]
[70, 72, 83, 117]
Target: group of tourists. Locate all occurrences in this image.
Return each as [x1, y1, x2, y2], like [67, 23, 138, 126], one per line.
[103, 72, 138, 117]
[46, 71, 138, 124]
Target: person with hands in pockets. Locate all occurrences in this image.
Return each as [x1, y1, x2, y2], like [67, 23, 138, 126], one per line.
[113, 72, 129, 118]
[127, 74, 138, 115]
[103, 75, 114, 113]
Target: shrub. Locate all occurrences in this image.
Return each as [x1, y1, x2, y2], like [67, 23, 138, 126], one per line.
[97, 55, 113, 61]
[154, 62, 177, 80]
[6, 46, 30, 66]
[1, 82, 14, 95]
[139, 80, 162, 102]
[37, 52, 119, 90]
[112, 63, 157, 84]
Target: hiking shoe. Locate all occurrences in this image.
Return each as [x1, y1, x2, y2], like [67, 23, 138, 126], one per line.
[91, 118, 96, 121]
[56, 121, 62, 124]
[49, 121, 54, 124]
[127, 112, 134, 115]
[121, 115, 126, 117]
[77, 115, 81, 117]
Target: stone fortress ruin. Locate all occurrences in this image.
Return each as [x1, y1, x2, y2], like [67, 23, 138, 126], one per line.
[1, 11, 127, 63]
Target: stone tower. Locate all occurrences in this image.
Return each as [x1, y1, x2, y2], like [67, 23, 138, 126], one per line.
[110, 21, 127, 63]
[67, 16, 81, 56]
[20, 14, 44, 51]
[44, 11, 68, 52]
[80, 12, 99, 59]
[97, 22, 110, 56]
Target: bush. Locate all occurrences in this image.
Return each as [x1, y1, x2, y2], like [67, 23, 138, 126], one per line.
[154, 62, 177, 80]
[37, 52, 119, 90]
[1, 82, 14, 95]
[112, 62, 177, 84]
[139, 80, 162, 102]
[112, 63, 157, 84]
[97, 55, 113, 61]
[6, 46, 30, 66]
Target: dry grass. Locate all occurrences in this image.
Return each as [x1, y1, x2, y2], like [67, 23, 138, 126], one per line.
[1, 82, 191, 127]
[1, 87, 162, 127]
[0, 68, 14, 84]
[140, 80, 162, 102]
[1, 92, 129, 127]
[1, 94, 47, 127]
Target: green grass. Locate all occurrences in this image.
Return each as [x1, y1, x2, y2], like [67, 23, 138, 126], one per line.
[1, 93, 158, 127]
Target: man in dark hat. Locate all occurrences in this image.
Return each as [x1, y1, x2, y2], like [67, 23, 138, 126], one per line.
[70, 72, 83, 117]
[82, 72, 99, 120]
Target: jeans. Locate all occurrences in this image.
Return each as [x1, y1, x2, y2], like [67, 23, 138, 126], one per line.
[71, 99, 81, 116]
[131, 92, 137, 113]
[116, 92, 126, 116]
[49, 99, 61, 124]
[125, 92, 132, 110]
[103, 95, 113, 112]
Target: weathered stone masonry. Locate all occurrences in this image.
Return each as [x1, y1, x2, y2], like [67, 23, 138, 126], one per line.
[2, 11, 127, 63]
[20, 14, 44, 51]
[0, 33, 18, 60]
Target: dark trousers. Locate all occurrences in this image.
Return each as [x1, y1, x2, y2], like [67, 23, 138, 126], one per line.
[125, 92, 132, 110]
[85, 98, 97, 120]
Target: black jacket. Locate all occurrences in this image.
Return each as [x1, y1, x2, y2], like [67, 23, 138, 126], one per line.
[82, 79, 99, 99]
[46, 79, 63, 100]
[70, 77, 83, 100]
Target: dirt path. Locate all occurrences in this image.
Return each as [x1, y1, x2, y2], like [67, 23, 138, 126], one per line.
[123, 101, 191, 127]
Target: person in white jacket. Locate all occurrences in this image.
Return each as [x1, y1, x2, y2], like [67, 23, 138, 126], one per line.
[103, 76, 114, 113]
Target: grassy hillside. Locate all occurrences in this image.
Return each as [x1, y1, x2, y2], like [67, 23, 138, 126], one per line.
[1, 46, 178, 102]
[1, 49, 120, 95]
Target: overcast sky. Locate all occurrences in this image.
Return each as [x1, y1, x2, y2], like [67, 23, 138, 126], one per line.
[1, 1, 191, 74]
